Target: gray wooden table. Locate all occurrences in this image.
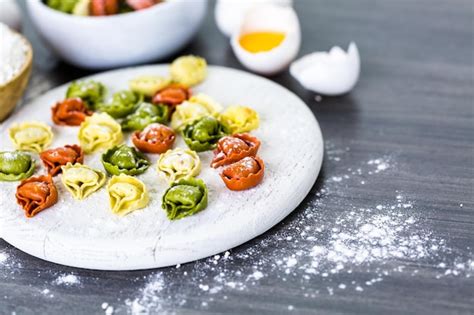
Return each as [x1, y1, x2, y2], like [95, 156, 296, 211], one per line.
[1, 1, 473, 314]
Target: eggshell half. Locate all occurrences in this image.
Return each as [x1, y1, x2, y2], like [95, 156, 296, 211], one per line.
[290, 42, 361, 95]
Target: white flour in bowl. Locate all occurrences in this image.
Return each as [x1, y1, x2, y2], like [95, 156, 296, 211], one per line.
[0, 23, 29, 85]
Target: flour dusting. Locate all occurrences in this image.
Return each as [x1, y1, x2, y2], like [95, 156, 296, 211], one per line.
[54, 274, 81, 286]
[0, 141, 472, 314]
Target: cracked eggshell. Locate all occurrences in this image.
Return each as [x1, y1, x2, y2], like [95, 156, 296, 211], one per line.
[290, 42, 360, 96]
[214, 0, 292, 38]
[230, 5, 301, 75]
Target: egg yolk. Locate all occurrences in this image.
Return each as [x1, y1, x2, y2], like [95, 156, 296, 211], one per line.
[239, 32, 285, 53]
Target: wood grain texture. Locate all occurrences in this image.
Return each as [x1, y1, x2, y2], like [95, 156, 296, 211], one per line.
[0, 0, 473, 314]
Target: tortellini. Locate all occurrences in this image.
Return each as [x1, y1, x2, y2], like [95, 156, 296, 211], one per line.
[121, 102, 169, 131]
[132, 123, 176, 154]
[66, 80, 107, 110]
[188, 93, 223, 114]
[106, 174, 149, 216]
[211, 133, 261, 168]
[129, 75, 171, 97]
[156, 148, 201, 183]
[170, 55, 207, 87]
[78, 113, 123, 154]
[152, 84, 191, 107]
[40, 144, 84, 176]
[162, 178, 208, 220]
[98, 90, 142, 119]
[9, 121, 53, 153]
[101, 145, 150, 176]
[219, 105, 259, 134]
[0, 151, 35, 181]
[171, 94, 222, 131]
[51, 98, 92, 126]
[182, 116, 228, 152]
[16, 175, 58, 217]
[220, 156, 265, 191]
[61, 163, 106, 200]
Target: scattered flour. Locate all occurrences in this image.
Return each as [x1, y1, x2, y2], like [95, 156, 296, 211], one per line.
[0, 142, 471, 314]
[0, 252, 9, 265]
[54, 274, 81, 286]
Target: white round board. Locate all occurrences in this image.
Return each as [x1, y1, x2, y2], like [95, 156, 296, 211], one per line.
[0, 65, 323, 270]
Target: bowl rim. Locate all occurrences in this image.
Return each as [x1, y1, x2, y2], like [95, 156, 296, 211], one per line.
[0, 28, 33, 89]
[31, 0, 183, 21]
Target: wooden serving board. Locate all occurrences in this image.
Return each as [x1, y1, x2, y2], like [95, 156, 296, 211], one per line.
[0, 66, 323, 270]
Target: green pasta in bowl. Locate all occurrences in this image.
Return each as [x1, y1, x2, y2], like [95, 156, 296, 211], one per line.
[162, 178, 208, 220]
[121, 102, 169, 131]
[182, 116, 228, 152]
[0, 151, 35, 181]
[66, 80, 107, 110]
[98, 90, 143, 119]
[102, 145, 150, 176]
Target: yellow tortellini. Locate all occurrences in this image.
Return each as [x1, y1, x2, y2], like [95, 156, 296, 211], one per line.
[129, 75, 171, 97]
[170, 94, 222, 131]
[170, 55, 207, 87]
[9, 121, 53, 153]
[219, 105, 259, 134]
[106, 174, 149, 216]
[188, 93, 223, 114]
[61, 163, 106, 200]
[156, 148, 201, 183]
[78, 113, 123, 154]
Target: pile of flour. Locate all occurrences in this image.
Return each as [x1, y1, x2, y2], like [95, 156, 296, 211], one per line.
[0, 23, 28, 85]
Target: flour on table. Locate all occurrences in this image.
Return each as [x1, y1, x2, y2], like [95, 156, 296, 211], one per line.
[53, 274, 81, 286]
[0, 142, 472, 314]
[0, 252, 9, 265]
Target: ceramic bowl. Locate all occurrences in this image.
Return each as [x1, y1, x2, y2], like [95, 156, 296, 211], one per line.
[0, 32, 33, 122]
[27, 0, 208, 69]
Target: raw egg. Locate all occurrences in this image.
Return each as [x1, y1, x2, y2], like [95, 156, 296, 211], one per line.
[231, 5, 301, 75]
[239, 32, 286, 53]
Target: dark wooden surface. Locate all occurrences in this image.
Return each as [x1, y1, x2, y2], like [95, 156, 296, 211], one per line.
[1, 0, 473, 314]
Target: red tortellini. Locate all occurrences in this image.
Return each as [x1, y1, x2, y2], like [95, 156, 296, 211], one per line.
[16, 175, 58, 217]
[51, 98, 92, 126]
[131, 123, 176, 154]
[40, 144, 84, 176]
[220, 156, 265, 191]
[211, 133, 260, 168]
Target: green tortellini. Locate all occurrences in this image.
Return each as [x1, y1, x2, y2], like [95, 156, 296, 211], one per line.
[66, 80, 107, 110]
[0, 151, 35, 181]
[171, 93, 222, 131]
[9, 121, 53, 153]
[170, 55, 207, 87]
[98, 90, 142, 119]
[102, 145, 150, 176]
[129, 75, 171, 97]
[156, 148, 201, 183]
[78, 113, 123, 154]
[61, 163, 106, 200]
[121, 102, 169, 131]
[182, 116, 228, 152]
[162, 178, 208, 220]
[107, 174, 149, 216]
[46, 0, 79, 13]
[219, 105, 260, 134]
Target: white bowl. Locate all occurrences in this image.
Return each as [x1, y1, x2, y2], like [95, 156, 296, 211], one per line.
[27, 0, 208, 69]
